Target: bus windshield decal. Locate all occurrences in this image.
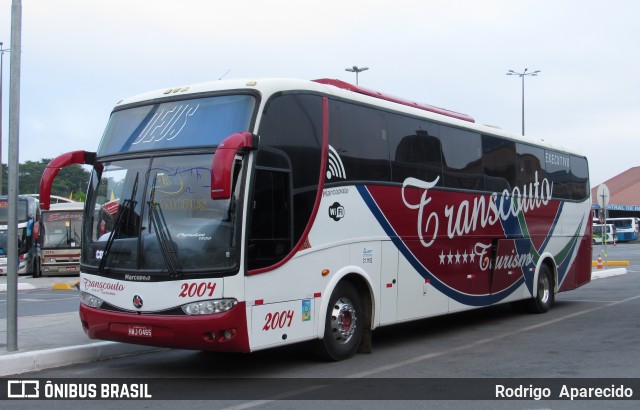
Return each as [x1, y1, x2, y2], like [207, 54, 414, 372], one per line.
[132, 103, 199, 145]
[98, 94, 255, 156]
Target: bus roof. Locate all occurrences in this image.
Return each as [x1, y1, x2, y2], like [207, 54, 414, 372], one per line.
[113, 77, 585, 158]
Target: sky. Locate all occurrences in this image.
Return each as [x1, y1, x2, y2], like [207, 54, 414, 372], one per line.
[1, 0, 639, 187]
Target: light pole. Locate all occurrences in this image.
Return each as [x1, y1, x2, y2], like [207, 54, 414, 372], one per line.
[345, 65, 368, 85]
[506, 68, 540, 136]
[0, 41, 9, 196]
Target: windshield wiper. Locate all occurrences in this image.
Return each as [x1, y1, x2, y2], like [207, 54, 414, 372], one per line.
[98, 173, 139, 274]
[147, 174, 180, 277]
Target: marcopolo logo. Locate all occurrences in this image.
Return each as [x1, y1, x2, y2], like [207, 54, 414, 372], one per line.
[329, 202, 345, 221]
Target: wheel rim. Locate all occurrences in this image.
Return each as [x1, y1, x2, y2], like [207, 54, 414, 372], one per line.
[539, 274, 550, 304]
[330, 297, 357, 344]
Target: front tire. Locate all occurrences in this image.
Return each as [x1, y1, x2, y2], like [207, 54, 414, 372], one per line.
[526, 265, 554, 313]
[316, 281, 364, 361]
[32, 259, 42, 278]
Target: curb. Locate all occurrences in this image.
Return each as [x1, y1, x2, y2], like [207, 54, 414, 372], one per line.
[591, 268, 627, 280]
[0, 341, 163, 376]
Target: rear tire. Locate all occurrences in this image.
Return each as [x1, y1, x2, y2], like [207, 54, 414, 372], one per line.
[32, 259, 42, 278]
[526, 265, 554, 313]
[316, 281, 363, 361]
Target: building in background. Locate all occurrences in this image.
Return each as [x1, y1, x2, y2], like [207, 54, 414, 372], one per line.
[591, 167, 640, 242]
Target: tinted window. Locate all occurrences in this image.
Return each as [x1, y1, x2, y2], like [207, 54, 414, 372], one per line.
[516, 143, 545, 190]
[258, 94, 322, 190]
[257, 93, 323, 253]
[440, 126, 483, 190]
[329, 101, 391, 182]
[248, 169, 292, 270]
[570, 155, 589, 200]
[390, 115, 442, 185]
[483, 135, 516, 192]
[544, 150, 572, 199]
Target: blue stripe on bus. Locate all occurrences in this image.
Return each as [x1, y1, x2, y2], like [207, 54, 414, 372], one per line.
[356, 185, 523, 307]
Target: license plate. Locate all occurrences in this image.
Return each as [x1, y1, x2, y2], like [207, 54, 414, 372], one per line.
[127, 325, 152, 337]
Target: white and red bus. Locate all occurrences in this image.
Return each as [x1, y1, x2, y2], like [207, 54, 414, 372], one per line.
[41, 202, 83, 276]
[39, 78, 592, 361]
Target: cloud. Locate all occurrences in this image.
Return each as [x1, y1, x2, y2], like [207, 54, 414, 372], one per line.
[1, 0, 639, 186]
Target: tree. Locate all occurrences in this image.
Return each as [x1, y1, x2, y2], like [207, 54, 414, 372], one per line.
[1, 159, 91, 199]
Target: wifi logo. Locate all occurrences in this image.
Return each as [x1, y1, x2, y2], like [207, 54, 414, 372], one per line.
[326, 145, 346, 180]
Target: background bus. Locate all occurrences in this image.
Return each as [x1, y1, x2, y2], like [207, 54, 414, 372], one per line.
[39, 77, 592, 361]
[0, 195, 42, 277]
[41, 202, 83, 276]
[592, 223, 615, 244]
[607, 217, 639, 242]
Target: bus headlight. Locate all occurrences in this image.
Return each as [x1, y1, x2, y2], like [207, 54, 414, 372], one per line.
[181, 299, 238, 315]
[80, 292, 104, 308]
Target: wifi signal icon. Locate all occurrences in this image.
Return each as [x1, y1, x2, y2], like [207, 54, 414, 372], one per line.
[327, 145, 346, 180]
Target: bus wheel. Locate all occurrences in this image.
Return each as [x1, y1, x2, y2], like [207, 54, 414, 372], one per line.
[526, 265, 554, 314]
[317, 281, 363, 361]
[32, 259, 42, 278]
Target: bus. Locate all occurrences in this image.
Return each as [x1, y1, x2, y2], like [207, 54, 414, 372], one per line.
[606, 217, 639, 242]
[0, 195, 42, 277]
[41, 202, 84, 276]
[39, 78, 592, 361]
[592, 223, 615, 244]
[25, 194, 79, 205]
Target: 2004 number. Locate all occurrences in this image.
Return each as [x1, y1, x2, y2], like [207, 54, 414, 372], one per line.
[179, 282, 217, 298]
[263, 310, 294, 331]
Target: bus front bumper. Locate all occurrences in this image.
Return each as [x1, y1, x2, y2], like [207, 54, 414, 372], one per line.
[79, 302, 250, 352]
[0, 259, 29, 274]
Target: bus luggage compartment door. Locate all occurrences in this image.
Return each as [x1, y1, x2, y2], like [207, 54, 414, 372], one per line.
[250, 299, 316, 350]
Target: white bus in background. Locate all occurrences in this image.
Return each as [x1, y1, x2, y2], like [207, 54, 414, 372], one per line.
[606, 217, 639, 242]
[592, 223, 615, 244]
[41, 202, 84, 276]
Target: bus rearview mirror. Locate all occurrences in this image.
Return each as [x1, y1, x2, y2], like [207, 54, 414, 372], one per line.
[40, 150, 96, 210]
[211, 132, 257, 200]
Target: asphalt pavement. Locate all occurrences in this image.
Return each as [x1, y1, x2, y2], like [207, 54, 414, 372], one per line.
[0, 267, 629, 377]
[0, 275, 161, 377]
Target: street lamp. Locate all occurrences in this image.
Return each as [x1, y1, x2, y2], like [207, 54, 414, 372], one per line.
[506, 68, 540, 136]
[345, 65, 369, 85]
[0, 41, 9, 196]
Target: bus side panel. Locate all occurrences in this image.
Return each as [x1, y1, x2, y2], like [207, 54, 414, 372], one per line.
[558, 201, 592, 291]
[245, 246, 350, 350]
[396, 252, 449, 321]
[250, 299, 316, 351]
[559, 236, 592, 291]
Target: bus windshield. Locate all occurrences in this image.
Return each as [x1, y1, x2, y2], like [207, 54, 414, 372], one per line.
[0, 227, 29, 255]
[0, 199, 29, 224]
[42, 210, 83, 249]
[83, 154, 244, 276]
